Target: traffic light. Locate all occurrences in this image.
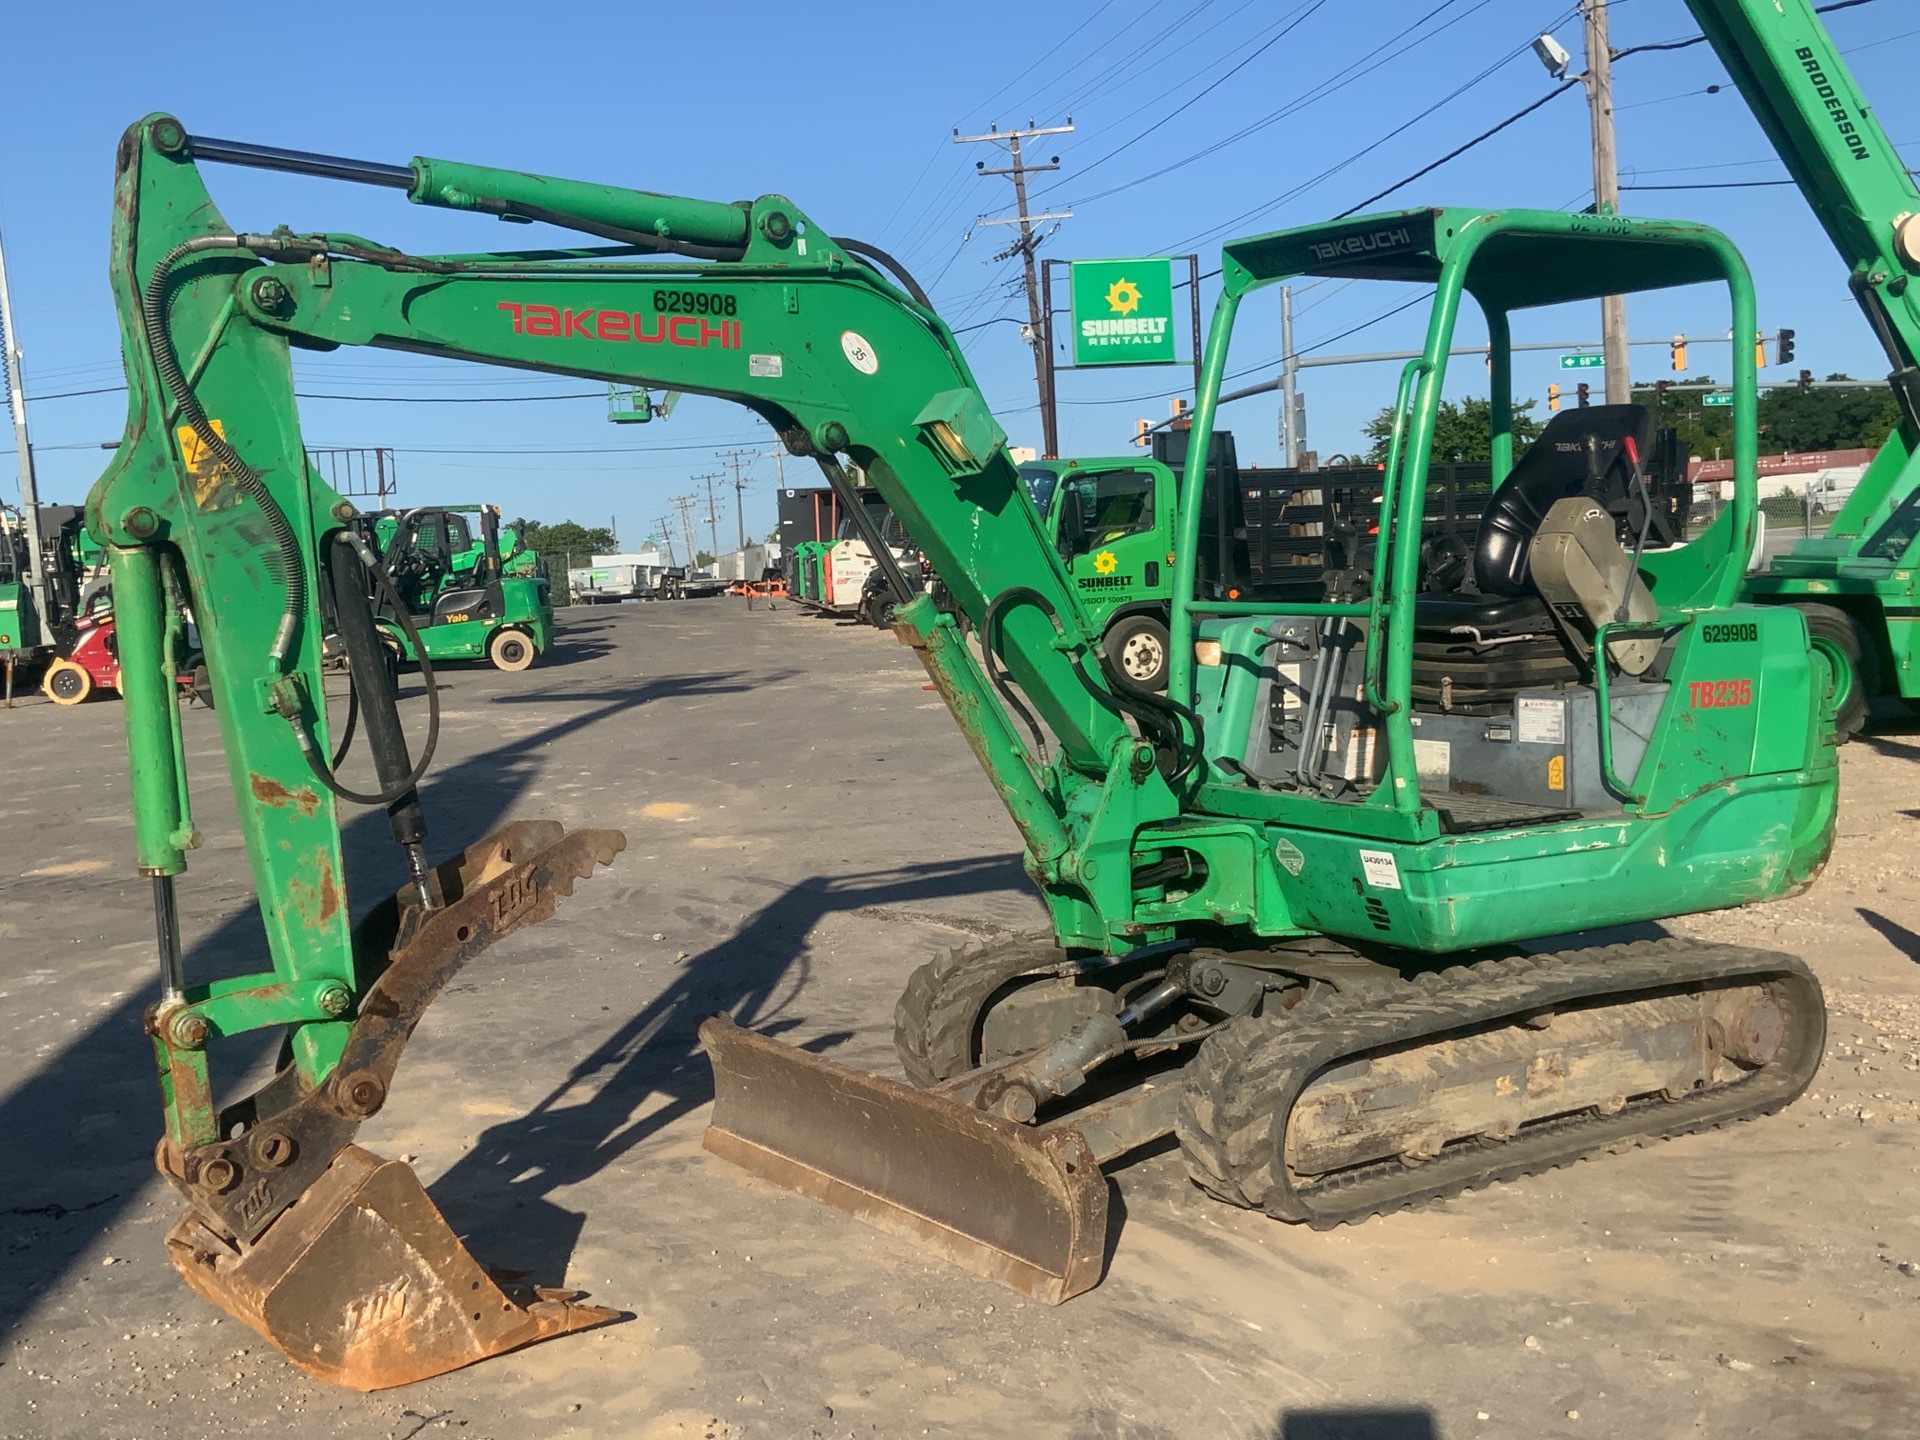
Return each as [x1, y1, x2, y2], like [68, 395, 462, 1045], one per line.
[1778, 328, 1797, 366]
[1655, 379, 1671, 398]
[1670, 335, 1687, 371]
[1134, 418, 1151, 447]
[1547, 383, 1561, 412]
[1799, 368, 1814, 390]
[1755, 331, 1768, 369]
[1576, 382, 1591, 408]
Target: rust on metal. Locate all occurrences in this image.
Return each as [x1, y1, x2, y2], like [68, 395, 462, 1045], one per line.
[700, 1016, 1107, 1304]
[159, 818, 628, 1388]
[183, 819, 628, 1246]
[166, 1146, 621, 1391]
[248, 772, 321, 818]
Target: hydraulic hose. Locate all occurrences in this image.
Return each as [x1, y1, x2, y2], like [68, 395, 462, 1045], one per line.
[140, 233, 308, 667]
[831, 237, 933, 309]
[288, 532, 440, 809]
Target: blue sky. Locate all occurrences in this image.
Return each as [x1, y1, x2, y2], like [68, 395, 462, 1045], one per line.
[3, 0, 1915, 549]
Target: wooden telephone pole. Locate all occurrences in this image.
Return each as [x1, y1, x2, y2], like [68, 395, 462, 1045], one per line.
[1581, 0, 1630, 405]
[955, 122, 1074, 449]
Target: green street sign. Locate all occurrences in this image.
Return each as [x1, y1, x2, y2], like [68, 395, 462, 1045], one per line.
[1701, 391, 1736, 407]
[1559, 354, 1605, 369]
[1070, 258, 1177, 367]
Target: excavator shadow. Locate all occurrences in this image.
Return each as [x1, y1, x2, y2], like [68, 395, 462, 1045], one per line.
[427, 853, 1033, 1288]
[0, 667, 768, 1346]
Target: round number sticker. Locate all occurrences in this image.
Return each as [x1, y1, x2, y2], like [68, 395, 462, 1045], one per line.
[840, 331, 880, 375]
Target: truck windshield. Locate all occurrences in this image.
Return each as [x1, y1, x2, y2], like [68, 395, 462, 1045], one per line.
[1020, 465, 1059, 521]
[1056, 469, 1156, 557]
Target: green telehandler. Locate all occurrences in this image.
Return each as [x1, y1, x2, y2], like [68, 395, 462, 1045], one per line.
[89, 0, 1855, 1388]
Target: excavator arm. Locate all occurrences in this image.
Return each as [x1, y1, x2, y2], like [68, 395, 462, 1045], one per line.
[91, 115, 1182, 1383]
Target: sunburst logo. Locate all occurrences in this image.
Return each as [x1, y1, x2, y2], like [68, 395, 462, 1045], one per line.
[1104, 279, 1142, 315]
[1093, 550, 1119, 575]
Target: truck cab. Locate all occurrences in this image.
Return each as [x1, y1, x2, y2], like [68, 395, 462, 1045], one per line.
[1021, 453, 1188, 691]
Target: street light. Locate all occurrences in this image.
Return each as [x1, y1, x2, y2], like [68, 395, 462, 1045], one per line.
[1531, 33, 1571, 78]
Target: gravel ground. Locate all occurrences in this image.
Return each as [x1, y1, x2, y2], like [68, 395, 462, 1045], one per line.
[2, 598, 1917, 1440]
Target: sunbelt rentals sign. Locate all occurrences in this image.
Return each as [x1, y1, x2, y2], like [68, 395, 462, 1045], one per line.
[1071, 258, 1176, 367]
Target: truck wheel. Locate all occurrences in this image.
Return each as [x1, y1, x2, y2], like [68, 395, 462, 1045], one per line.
[1103, 614, 1171, 692]
[1792, 602, 1875, 740]
[43, 659, 93, 706]
[487, 628, 537, 672]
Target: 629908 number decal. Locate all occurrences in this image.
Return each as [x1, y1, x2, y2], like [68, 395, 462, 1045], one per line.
[1700, 622, 1759, 644]
[1689, 679, 1752, 709]
[653, 290, 737, 316]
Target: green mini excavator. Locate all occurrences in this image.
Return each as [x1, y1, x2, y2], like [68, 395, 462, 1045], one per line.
[87, 0, 1873, 1394]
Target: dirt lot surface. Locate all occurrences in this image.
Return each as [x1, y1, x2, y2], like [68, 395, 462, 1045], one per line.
[3, 599, 1918, 1440]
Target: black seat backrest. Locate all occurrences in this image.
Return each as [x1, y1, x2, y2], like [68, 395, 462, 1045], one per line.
[1473, 404, 1653, 596]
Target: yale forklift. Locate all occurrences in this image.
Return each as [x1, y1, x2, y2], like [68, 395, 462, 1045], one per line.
[353, 503, 552, 671]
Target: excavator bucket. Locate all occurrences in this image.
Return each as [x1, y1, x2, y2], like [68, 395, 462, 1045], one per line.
[156, 819, 629, 1390]
[699, 1017, 1109, 1303]
[166, 1147, 620, 1391]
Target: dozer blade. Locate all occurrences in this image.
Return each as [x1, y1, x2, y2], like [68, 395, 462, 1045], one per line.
[167, 1146, 619, 1391]
[699, 1016, 1107, 1303]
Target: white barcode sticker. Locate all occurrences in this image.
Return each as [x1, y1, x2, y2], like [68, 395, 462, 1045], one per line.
[1359, 849, 1401, 890]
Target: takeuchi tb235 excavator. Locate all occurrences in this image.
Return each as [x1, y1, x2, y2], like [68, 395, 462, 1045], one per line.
[89, 0, 1868, 1395]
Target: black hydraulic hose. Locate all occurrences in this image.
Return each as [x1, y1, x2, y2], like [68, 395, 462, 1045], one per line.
[831, 237, 933, 309]
[289, 533, 440, 808]
[141, 234, 307, 667]
[984, 586, 1205, 784]
[981, 587, 1056, 766]
[330, 680, 359, 770]
[1090, 648, 1208, 787]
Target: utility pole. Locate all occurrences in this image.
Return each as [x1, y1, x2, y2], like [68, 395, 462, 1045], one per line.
[1279, 285, 1300, 469]
[692, 473, 723, 562]
[671, 495, 699, 569]
[0, 220, 46, 611]
[654, 515, 678, 566]
[716, 448, 756, 553]
[956, 121, 1074, 452]
[1581, 0, 1630, 406]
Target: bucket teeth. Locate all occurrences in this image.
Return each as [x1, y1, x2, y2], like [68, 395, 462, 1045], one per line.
[167, 1146, 621, 1391]
[699, 1016, 1108, 1304]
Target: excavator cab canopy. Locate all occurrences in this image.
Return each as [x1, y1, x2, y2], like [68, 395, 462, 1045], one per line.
[1221, 206, 1740, 310]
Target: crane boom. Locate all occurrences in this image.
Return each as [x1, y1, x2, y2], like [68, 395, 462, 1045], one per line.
[1687, 0, 1920, 732]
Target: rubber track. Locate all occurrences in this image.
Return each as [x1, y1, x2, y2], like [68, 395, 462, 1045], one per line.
[1175, 940, 1825, 1229]
[893, 930, 1068, 1087]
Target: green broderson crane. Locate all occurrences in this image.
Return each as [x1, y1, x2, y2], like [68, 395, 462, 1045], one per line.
[1697, 0, 1920, 737]
[92, 47, 1844, 1389]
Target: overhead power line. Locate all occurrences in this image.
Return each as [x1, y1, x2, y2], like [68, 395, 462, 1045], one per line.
[1336, 82, 1580, 218]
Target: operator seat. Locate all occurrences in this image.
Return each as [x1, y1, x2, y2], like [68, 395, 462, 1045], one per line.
[1410, 404, 1653, 709]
